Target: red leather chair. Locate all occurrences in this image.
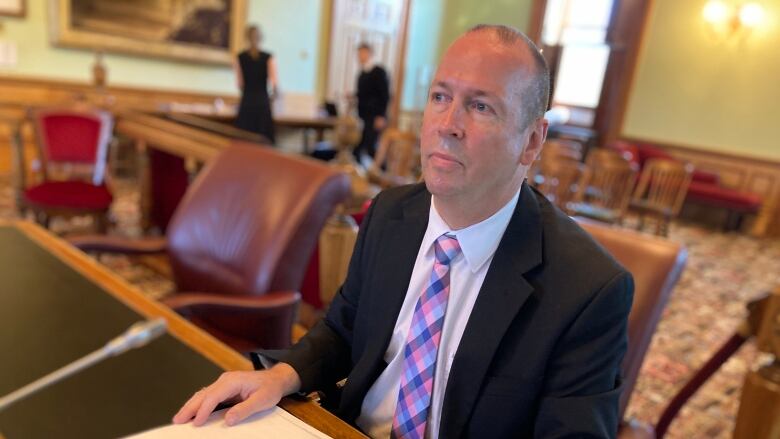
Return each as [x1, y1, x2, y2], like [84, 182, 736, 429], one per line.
[575, 219, 688, 438]
[71, 142, 352, 352]
[23, 108, 114, 231]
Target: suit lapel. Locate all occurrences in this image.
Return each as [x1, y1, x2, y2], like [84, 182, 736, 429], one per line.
[439, 182, 544, 438]
[340, 188, 430, 420]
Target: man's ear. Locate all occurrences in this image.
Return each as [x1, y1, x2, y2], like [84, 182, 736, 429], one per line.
[519, 118, 549, 166]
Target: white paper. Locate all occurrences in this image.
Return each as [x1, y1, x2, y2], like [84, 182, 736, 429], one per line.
[124, 407, 332, 439]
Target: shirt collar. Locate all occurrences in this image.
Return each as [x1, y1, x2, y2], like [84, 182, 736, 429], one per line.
[422, 186, 522, 273]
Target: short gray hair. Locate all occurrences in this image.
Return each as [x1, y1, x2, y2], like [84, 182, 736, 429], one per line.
[467, 24, 550, 128]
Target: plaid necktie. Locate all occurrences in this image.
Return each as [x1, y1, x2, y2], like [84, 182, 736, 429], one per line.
[391, 233, 461, 439]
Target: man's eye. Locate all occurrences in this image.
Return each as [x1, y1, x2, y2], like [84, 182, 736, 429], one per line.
[472, 102, 490, 113]
[431, 92, 446, 102]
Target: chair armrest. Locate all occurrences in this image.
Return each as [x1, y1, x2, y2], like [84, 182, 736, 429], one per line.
[68, 235, 167, 254]
[163, 291, 302, 351]
[162, 291, 301, 313]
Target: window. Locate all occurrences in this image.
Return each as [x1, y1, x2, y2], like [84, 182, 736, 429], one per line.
[542, 0, 615, 113]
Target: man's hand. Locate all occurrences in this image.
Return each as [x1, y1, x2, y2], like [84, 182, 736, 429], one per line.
[172, 362, 301, 427]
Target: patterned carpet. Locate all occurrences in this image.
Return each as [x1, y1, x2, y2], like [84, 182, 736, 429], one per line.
[2, 171, 778, 438]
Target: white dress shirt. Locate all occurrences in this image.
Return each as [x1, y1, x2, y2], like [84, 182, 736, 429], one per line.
[356, 187, 521, 438]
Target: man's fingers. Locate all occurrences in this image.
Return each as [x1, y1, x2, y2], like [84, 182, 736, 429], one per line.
[223, 390, 277, 426]
[172, 388, 207, 424]
[190, 384, 241, 426]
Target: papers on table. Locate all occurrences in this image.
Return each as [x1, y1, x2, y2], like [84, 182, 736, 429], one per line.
[124, 407, 332, 439]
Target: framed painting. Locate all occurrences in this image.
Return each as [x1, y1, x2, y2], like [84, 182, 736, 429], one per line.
[0, 0, 26, 17]
[48, 0, 247, 65]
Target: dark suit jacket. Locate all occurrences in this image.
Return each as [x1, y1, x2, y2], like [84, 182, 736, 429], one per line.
[259, 182, 634, 438]
[356, 66, 390, 120]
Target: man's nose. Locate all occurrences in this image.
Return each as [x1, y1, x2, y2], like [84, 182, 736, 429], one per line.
[437, 104, 465, 140]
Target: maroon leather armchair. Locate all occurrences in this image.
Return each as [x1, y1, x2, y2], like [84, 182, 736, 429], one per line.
[71, 142, 351, 352]
[576, 219, 688, 438]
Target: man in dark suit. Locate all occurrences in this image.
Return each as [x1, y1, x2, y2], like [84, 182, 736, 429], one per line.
[354, 42, 390, 161]
[175, 24, 633, 438]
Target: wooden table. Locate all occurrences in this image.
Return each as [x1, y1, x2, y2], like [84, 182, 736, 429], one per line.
[173, 109, 338, 153]
[0, 221, 365, 439]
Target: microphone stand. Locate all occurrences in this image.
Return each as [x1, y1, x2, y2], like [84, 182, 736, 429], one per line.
[0, 318, 167, 411]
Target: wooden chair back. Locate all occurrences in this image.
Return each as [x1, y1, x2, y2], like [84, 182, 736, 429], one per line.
[368, 128, 419, 188]
[632, 158, 693, 217]
[535, 159, 586, 210]
[569, 158, 637, 224]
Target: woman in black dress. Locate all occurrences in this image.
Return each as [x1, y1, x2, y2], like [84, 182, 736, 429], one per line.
[234, 25, 278, 144]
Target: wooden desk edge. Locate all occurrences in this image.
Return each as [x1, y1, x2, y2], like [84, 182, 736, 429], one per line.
[3, 220, 365, 439]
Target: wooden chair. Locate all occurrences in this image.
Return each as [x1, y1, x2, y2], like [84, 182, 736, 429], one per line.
[542, 138, 583, 162]
[630, 158, 693, 237]
[530, 139, 583, 186]
[534, 159, 586, 211]
[367, 128, 419, 188]
[568, 157, 637, 225]
[585, 147, 635, 168]
[21, 107, 114, 232]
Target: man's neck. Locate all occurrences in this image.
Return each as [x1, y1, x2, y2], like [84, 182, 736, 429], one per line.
[433, 178, 524, 230]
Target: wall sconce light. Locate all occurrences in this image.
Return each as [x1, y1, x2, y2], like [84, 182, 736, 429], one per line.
[702, 1, 765, 37]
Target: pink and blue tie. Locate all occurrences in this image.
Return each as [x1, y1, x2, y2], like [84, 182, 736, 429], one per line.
[391, 233, 461, 439]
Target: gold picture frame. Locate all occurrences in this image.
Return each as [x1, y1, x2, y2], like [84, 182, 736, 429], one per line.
[0, 0, 26, 17]
[48, 0, 247, 65]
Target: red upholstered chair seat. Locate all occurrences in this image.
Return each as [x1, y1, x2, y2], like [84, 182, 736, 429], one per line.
[687, 181, 762, 212]
[25, 181, 112, 210]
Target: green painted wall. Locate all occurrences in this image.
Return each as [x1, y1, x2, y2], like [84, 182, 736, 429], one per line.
[437, 0, 535, 57]
[623, 0, 780, 161]
[0, 0, 323, 95]
[400, 0, 535, 111]
[401, 0, 446, 110]
[256, 0, 324, 95]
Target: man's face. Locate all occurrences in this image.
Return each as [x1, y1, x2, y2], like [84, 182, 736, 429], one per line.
[357, 48, 372, 66]
[420, 33, 545, 203]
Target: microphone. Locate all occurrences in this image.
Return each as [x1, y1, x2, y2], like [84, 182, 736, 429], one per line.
[0, 318, 167, 411]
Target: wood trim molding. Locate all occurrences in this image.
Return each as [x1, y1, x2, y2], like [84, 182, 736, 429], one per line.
[7, 220, 366, 438]
[595, 0, 654, 145]
[390, 0, 412, 128]
[527, 0, 547, 44]
[316, 0, 335, 102]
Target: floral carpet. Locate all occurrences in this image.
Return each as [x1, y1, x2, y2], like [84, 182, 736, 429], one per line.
[2, 172, 778, 438]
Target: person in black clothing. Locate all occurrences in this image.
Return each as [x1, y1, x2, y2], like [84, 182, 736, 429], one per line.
[354, 43, 390, 160]
[235, 25, 278, 144]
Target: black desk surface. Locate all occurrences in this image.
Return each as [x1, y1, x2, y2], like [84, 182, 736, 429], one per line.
[0, 227, 224, 438]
